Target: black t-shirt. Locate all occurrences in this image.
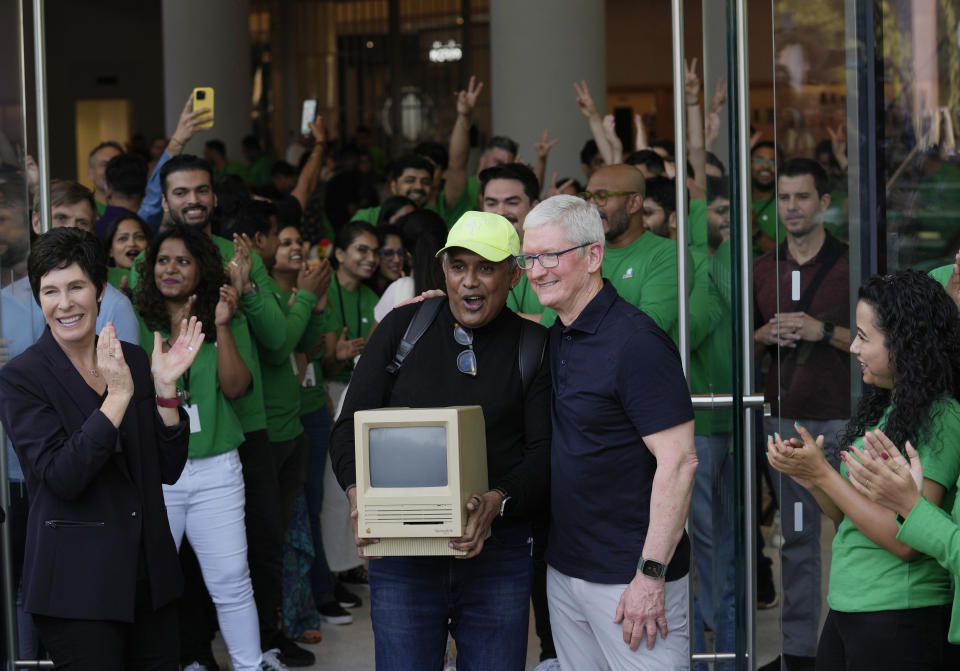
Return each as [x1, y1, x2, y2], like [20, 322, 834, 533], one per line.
[547, 281, 694, 584]
[329, 300, 552, 520]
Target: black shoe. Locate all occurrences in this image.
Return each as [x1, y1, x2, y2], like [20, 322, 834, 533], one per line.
[335, 581, 362, 608]
[319, 600, 354, 625]
[271, 633, 316, 667]
[338, 566, 369, 584]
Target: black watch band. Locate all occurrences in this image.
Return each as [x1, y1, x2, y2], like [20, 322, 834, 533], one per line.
[821, 321, 835, 343]
[638, 557, 667, 579]
[493, 487, 511, 517]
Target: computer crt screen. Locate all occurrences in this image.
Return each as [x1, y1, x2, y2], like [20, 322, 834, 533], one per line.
[369, 426, 448, 487]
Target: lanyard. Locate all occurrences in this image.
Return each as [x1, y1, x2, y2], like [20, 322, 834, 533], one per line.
[334, 274, 362, 337]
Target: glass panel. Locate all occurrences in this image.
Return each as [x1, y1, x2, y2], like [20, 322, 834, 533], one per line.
[687, 3, 749, 669]
[0, 0, 35, 665]
[764, 2, 854, 668]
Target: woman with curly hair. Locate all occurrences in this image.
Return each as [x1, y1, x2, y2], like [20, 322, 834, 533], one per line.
[768, 270, 960, 670]
[134, 224, 277, 670]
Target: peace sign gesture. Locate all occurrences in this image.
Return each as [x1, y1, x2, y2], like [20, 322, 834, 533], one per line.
[455, 76, 484, 117]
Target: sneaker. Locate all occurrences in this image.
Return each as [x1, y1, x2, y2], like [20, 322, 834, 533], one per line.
[260, 648, 288, 671]
[272, 634, 316, 667]
[534, 659, 562, 671]
[320, 600, 354, 625]
[183, 663, 209, 671]
[335, 581, 362, 608]
[338, 565, 369, 584]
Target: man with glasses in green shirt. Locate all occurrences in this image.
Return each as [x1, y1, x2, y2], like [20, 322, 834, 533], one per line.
[582, 164, 680, 337]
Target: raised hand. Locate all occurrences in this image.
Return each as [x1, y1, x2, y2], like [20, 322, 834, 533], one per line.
[574, 80, 600, 119]
[334, 327, 365, 361]
[455, 76, 484, 118]
[634, 113, 649, 151]
[228, 234, 253, 293]
[827, 120, 848, 170]
[543, 172, 575, 199]
[297, 262, 326, 297]
[684, 57, 701, 101]
[169, 295, 197, 340]
[97, 322, 134, 400]
[534, 129, 559, 160]
[168, 93, 214, 156]
[308, 115, 326, 144]
[151, 315, 204, 392]
[710, 76, 728, 115]
[843, 430, 924, 517]
[214, 285, 240, 326]
[603, 114, 623, 155]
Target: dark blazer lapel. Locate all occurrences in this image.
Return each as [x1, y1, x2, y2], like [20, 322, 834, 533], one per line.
[35, 328, 104, 421]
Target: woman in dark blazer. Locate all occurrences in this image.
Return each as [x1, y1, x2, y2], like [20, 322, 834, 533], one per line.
[0, 227, 204, 669]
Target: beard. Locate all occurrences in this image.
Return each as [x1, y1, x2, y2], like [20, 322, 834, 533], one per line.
[167, 204, 211, 229]
[603, 206, 631, 243]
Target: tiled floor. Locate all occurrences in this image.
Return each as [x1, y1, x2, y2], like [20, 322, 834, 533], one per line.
[210, 515, 834, 670]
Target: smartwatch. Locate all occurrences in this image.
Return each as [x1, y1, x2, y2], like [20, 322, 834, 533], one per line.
[821, 321, 835, 343]
[638, 557, 668, 579]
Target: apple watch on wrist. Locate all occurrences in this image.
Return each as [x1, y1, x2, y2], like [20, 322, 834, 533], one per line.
[821, 321, 835, 343]
[492, 487, 511, 517]
[638, 557, 667, 579]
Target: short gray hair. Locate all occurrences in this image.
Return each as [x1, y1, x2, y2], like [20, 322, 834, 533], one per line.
[523, 195, 603, 247]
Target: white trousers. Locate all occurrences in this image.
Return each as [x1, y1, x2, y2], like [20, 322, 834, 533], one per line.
[163, 449, 262, 671]
[547, 565, 690, 671]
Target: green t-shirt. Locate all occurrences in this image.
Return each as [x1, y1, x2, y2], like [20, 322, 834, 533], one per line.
[603, 232, 680, 337]
[257, 276, 320, 442]
[352, 201, 444, 226]
[438, 176, 481, 228]
[138, 315, 247, 459]
[213, 161, 248, 183]
[106, 265, 127, 290]
[688, 198, 708, 252]
[753, 197, 782, 244]
[321, 276, 378, 383]
[828, 398, 960, 612]
[246, 156, 272, 187]
[930, 264, 953, 288]
[96, 199, 107, 217]
[298, 312, 329, 416]
[506, 275, 557, 327]
[689, 247, 732, 435]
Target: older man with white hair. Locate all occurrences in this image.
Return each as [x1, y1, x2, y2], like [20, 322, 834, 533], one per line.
[520, 194, 698, 671]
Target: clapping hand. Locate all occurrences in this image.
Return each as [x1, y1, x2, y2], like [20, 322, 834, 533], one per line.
[151, 316, 204, 394]
[97, 322, 134, 400]
[843, 430, 924, 517]
[215, 285, 240, 327]
[228, 234, 253, 293]
[766, 423, 831, 489]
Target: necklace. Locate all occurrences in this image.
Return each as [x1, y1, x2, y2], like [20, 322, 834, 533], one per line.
[88, 368, 99, 377]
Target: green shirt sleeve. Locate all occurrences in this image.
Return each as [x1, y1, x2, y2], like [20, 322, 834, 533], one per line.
[241, 250, 286, 351]
[930, 264, 953, 288]
[259, 279, 318, 365]
[639, 241, 680, 335]
[898, 496, 960, 575]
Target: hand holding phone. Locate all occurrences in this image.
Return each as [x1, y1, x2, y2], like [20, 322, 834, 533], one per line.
[192, 87, 215, 130]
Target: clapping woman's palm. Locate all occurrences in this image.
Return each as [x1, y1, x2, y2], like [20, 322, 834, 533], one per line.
[152, 316, 204, 388]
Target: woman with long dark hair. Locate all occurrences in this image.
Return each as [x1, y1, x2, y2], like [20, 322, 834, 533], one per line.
[102, 212, 151, 289]
[768, 270, 960, 670]
[134, 224, 278, 670]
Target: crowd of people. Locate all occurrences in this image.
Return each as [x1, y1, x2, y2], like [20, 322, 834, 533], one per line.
[2, 59, 960, 671]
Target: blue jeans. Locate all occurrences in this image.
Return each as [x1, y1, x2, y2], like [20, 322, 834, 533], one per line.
[691, 433, 736, 671]
[301, 408, 336, 605]
[368, 520, 533, 671]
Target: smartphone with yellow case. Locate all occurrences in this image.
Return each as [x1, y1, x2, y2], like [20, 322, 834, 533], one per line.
[192, 87, 214, 129]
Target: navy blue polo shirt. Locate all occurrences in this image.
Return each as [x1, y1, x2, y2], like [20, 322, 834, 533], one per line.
[546, 280, 694, 584]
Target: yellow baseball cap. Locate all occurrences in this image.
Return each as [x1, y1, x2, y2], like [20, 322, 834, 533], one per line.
[436, 211, 520, 262]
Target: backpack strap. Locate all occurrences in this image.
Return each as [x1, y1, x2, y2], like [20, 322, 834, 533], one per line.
[386, 296, 445, 375]
[517, 319, 548, 394]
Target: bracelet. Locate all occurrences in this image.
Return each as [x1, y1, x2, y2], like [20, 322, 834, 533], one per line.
[155, 395, 182, 408]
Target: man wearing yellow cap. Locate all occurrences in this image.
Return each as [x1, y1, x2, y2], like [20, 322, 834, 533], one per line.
[329, 211, 552, 670]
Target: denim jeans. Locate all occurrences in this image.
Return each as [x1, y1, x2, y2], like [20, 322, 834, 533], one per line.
[368, 520, 533, 671]
[691, 433, 736, 671]
[301, 408, 336, 605]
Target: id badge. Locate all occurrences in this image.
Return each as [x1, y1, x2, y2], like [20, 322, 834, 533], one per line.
[302, 363, 317, 388]
[185, 404, 202, 434]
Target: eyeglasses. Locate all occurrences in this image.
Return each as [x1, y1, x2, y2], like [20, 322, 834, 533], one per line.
[454, 322, 477, 377]
[577, 190, 638, 206]
[516, 243, 590, 270]
[379, 248, 406, 259]
[752, 157, 777, 167]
